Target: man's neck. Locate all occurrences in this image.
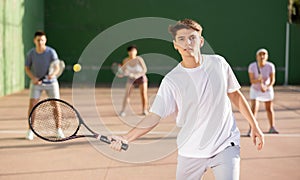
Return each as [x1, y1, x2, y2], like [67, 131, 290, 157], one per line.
[181, 56, 201, 68]
[36, 46, 46, 54]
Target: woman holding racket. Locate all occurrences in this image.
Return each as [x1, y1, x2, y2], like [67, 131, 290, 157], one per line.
[119, 45, 149, 116]
[248, 48, 278, 135]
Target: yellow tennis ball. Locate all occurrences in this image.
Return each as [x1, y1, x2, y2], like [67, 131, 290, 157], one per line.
[73, 64, 81, 72]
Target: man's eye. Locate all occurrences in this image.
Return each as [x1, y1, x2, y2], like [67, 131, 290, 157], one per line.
[190, 36, 196, 40]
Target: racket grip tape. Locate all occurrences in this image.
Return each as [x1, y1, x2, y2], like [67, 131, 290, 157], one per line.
[99, 135, 128, 151]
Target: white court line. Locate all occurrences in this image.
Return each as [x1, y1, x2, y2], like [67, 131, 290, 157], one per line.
[1, 130, 300, 137]
[263, 134, 300, 137]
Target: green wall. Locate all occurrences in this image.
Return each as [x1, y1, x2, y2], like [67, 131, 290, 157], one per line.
[289, 24, 300, 84]
[0, 0, 24, 96]
[23, 0, 45, 88]
[1, 0, 299, 97]
[0, 0, 44, 96]
[44, 0, 295, 85]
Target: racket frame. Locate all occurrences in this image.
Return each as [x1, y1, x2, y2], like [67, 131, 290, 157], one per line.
[28, 98, 128, 150]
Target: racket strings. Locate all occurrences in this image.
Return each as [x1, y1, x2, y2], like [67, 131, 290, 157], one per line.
[31, 100, 79, 141]
[111, 63, 123, 76]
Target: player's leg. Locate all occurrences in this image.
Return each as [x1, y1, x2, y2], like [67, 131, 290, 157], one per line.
[265, 101, 278, 133]
[176, 155, 208, 180]
[139, 81, 148, 115]
[251, 99, 260, 118]
[26, 84, 42, 140]
[211, 145, 240, 180]
[247, 99, 260, 136]
[45, 82, 64, 138]
[120, 81, 133, 116]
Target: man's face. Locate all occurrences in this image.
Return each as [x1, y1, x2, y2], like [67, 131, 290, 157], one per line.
[256, 52, 268, 63]
[34, 35, 47, 48]
[174, 28, 203, 57]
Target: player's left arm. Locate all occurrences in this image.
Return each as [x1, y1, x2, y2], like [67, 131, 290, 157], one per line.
[137, 57, 147, 74]
[267, 72, 275, 88]
[130, 57, 147, 79]
[48, 49, 60, 79]
[228, 90, 264, 150]
[48, 62, 60, 79]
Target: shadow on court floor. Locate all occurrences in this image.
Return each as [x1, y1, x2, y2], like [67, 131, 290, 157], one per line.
[0, 86, 299, 180]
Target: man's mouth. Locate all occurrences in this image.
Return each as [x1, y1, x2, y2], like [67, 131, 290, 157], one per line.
[185, 48, 193, 51]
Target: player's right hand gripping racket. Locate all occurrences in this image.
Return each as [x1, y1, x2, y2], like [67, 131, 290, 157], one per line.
[41, 60, 65, 84]
[28, 98, 128, 151]
[111, 62, 125, 77]
[256, 61, 262, 82]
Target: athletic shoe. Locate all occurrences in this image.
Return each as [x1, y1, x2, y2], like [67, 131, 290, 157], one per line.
[143, 110, 149, 116]
[268, 127, 279, 134]
[26, 129, 34, 140]
[120, 111, 126, 117]
[57, 128, 65, 138]
[246, 128, 251, 137]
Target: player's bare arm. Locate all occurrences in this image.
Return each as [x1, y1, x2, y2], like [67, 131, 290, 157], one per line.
[227, 90, 264, 150]
[48, 62, 60, 79]
[109, 112, 161, 151]
[25, 66, 41, 85]
[266, 72, 275, 89]
[132, 57, 147, 78]
[137, 57, 147, 73]
[249, 72, 262, 84]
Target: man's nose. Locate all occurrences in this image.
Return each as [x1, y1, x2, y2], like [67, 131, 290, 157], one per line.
[185, 39, 192, 47]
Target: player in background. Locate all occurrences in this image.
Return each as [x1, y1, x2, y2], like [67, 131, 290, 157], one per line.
[248, 48, 278, 136]
[25, 31, 64, 140]
[119, 45, 149, 117]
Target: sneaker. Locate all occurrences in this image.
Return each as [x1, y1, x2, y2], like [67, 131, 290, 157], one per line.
[26, 129, 34, 140]
[143, 110, 149, 116]
[57, 128, 65, 138]
[268, 127, 279, 134]
[246, 128, 251, 137]
[119, 111, 126, 117]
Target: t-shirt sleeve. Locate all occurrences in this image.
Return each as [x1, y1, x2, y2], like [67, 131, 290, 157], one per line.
[223, 58, 241, 93]
[248, 63, 255, 73]
[149, 78, 177, 119]
[270, 62, 275, 73]
[50, 48, 59, 62]
[25, 51, 32, 67]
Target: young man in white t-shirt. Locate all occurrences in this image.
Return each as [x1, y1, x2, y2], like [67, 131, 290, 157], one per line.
[110, 19, 264, 180]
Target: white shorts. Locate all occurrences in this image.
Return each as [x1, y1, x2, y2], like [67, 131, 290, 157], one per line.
[29, 81, 60, 99]
[249, 86, 274, 102]
[176, 144, 240, 180]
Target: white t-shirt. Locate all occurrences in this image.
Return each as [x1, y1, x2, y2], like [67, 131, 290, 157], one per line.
[150, 54, 241, 158]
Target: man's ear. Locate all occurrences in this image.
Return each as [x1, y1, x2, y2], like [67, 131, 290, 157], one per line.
[200, 36, 204, 47]
[173, 40, 178, 50]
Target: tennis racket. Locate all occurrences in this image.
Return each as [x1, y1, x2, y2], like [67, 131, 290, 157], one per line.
[28, 98, 128, 151]
[256, 61, 262, 80]
[40, 60, 65, 84]
[111, 62, 124, 77]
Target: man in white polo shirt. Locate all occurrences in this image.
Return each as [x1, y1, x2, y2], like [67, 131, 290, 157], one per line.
[110, 19, 264, 180]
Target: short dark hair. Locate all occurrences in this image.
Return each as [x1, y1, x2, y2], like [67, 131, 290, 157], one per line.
[34, 31, 46, 38]
[168, 19, 203, 39]
[127, 45, 138, 52]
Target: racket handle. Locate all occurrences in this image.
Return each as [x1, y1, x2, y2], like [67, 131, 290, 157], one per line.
[99, 135, 129, 151]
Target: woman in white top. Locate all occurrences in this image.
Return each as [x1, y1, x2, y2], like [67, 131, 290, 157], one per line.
[120, 45, 148, 116]
[248, 48, 278, 135]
